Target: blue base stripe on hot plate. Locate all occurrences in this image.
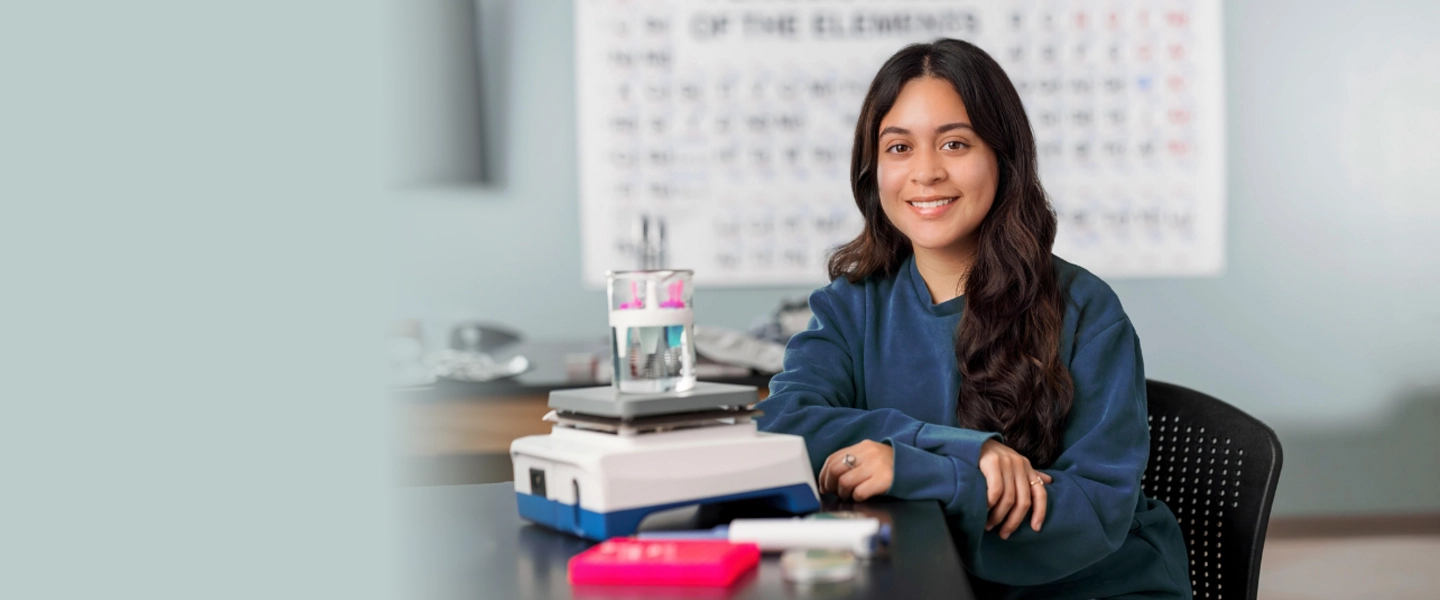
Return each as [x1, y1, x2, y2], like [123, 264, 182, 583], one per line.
[514, 482, 820, 541]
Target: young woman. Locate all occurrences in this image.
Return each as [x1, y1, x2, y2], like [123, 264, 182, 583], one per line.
[756, 39, 1192, 599]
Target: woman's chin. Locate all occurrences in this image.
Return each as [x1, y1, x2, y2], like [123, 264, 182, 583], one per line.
[906, 234, 968, 254]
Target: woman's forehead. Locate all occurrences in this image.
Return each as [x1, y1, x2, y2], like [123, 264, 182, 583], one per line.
[880, 77, 971, 130]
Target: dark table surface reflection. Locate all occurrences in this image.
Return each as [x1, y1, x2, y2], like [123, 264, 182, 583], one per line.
[399, 482, 976, 600]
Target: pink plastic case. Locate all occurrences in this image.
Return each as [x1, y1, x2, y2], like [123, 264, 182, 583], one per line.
[568, 539, 761, 587]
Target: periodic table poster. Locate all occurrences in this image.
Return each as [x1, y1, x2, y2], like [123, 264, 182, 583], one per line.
[576, 0, 1226, 286]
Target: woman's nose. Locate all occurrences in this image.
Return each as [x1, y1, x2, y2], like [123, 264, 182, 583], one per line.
[910, 149, 946, 185]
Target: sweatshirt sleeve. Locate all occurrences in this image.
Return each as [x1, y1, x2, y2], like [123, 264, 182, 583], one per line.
[897, 317, 1150, 586]
[756, 286, 1000, 474]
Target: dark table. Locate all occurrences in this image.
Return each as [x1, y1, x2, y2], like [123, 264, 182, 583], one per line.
[399, 482, 977, 599]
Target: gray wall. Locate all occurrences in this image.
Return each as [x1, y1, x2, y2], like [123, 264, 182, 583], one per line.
[389, 0, 1440, 517]
[7, 2, 391, 597]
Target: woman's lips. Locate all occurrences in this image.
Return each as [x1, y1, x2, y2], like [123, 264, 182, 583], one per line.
[906, 196, 957, 218]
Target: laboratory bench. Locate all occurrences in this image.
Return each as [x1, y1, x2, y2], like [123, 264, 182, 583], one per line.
[398, 482, 978, 600]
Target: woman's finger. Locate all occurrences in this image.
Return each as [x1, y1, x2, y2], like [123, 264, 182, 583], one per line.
[1000, 468, 1032, 539]
[819, 452, 840, 494]
[1030, 473, 1049, 532]
[986, 467, 1015, 531]
[837, 464, 866, 500]
[982, 461, 1002, 510]
[852, 475, 888, 502]
[821, 448, 855, 494]
[821, 451, 841, 493]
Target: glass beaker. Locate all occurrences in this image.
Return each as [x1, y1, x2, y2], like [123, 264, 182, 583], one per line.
[606, 270, 696, 393]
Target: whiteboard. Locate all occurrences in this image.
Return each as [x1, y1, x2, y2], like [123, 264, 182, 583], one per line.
[576, 0, 1226, 286]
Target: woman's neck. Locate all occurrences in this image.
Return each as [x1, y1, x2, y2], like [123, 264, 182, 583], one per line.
[913, 246, 976, 305]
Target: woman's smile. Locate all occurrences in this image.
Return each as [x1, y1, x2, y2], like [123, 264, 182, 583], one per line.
[906, 195, 959, 218]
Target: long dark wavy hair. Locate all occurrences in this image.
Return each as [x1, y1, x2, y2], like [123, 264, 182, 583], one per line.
[827, 39, 1073, 468]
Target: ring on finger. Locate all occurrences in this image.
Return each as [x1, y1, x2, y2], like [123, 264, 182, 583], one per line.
[843, 453, 857, 468]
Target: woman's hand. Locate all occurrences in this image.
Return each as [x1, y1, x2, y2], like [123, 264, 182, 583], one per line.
[979, 439, 1054, 539]
[818, 440, 894, 502]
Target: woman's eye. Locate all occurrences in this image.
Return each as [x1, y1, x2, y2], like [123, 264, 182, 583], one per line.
[943, 140, 968, 150]
[886, 143, 911, 153]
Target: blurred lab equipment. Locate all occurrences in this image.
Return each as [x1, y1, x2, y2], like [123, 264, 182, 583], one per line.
[449, 321, 521, 353]
[385, 319, 532, 387]
[780, 548, 859, 583]
[694, 326, 786, 374]
[433, 321, 530, 383]
[431, 348, 530, 383]
[749, 296, 813, 344]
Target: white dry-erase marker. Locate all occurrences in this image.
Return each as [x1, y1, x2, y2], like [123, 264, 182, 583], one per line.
[638, 517, 888, 558]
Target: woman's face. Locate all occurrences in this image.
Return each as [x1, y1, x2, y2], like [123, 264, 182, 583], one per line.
[875, 77, 998, 259]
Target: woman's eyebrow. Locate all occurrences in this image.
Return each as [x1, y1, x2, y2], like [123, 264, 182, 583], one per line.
[879, 122, 974, 137]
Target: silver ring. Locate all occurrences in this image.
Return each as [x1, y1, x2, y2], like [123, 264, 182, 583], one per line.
[843, 453, 857, 468]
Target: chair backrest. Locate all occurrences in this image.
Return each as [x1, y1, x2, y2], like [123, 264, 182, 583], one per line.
[1141, 380, 1283, 600]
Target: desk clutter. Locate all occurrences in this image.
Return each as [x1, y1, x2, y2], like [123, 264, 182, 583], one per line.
[637, 516, 888, 559]
[401, 483, 973, 598]
[387, 281, 814, 391]
[511, 270, 824, 541]
[567, 516, 889, 587]
[504, 268, 904, 590]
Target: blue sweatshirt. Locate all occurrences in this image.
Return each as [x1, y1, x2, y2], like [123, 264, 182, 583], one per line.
[757, 255, 1192, 599]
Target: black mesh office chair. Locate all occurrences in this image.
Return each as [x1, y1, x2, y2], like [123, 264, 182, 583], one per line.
[1142, 380, 1283, 600]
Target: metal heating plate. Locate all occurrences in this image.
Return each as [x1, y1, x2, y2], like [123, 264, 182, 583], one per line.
[546, 382, 761, 418]
[544, 406, 762, 436]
